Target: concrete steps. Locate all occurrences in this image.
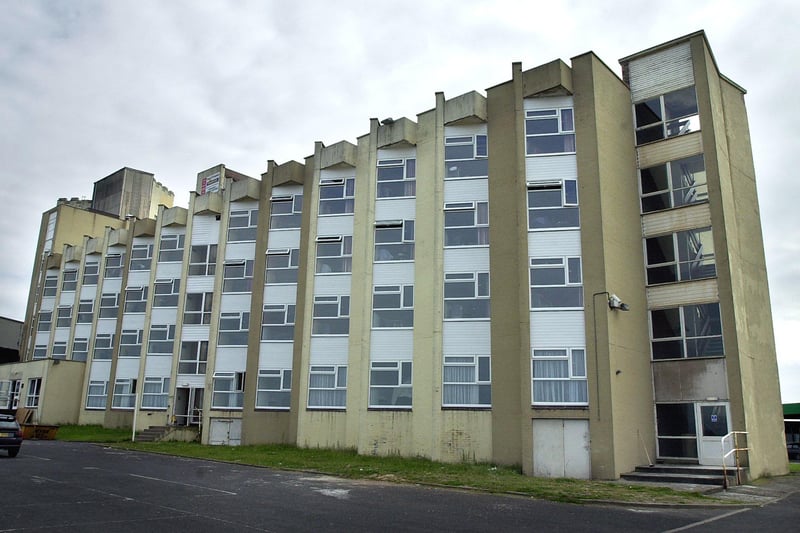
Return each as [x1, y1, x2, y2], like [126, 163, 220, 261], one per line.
[134, 426, 170, 443]
[620, 464, 742, 486]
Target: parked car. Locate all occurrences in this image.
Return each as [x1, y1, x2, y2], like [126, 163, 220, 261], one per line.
[788, 443, 800, 461]
[0, 414, 22, 457]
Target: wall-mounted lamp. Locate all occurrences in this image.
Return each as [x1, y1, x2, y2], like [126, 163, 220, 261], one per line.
[608, 293, 630, 311]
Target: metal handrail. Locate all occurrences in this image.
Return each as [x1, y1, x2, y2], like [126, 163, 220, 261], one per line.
[721, 431, 749, 488]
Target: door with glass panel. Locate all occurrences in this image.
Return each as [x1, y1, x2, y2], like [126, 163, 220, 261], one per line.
[656, 402, 731, 465]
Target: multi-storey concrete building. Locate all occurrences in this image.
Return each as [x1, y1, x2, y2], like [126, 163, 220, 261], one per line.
[0, 31, 788, 480]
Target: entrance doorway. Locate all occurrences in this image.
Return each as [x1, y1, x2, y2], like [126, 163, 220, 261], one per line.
[656, 402, 732, 466]
[174, 387, 203, 426]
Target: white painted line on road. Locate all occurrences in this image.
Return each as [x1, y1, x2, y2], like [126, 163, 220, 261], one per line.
[129, 473, 237, 495]
[661, 507, 750, 532]
[314, 488, 350, 499]
[23, 455, 52, 461]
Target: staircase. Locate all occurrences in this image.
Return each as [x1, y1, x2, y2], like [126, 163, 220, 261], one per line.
[621, 464, 742, 487]
[134, 425, 170, 443]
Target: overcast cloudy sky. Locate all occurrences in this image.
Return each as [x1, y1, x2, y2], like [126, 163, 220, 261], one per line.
[1, 0, 798, 401]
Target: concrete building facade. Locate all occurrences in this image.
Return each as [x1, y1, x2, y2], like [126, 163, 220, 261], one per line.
[0, 32, 787, 480]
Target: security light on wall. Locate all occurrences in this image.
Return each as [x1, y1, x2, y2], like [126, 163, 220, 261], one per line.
[608, 294, 630, 311]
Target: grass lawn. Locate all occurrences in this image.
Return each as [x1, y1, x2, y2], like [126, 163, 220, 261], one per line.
[54, 425, 774, 505]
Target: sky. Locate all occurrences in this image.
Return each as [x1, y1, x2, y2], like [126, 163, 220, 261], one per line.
[1, 0, 798, 402]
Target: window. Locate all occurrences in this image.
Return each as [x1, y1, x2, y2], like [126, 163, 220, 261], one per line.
[119, 329, 144, 357]
[83, 261, 99, 285]
[77, 299, 94, 323]
[525, 108, 575, 155]
[377, 158, 416, 198]
[43, 274, 58, 296]
[656, 403, 698, 459]
[312, 296, 349, 335]
[650, 303, 724, 360]
[130, 244, 154, 270]
[640, 154, 707, 213]
[184, 292, 213, 324]
[269, 194, 303, 229]
[530, 257, 583, 309]
[228, 209, 258, 242]
[445, 135, 488, 178]
[124, 287, 148, 313]
[442, 356, 491, 407]
[265, 248, 300, 284]
[72, 337, 89, 362]
[62, 269, 78, 291]
[189, 244, 217, 276]
[56, 306, 72, 328]
[444, 202, 489, 247]
[141, 377, 170, 409]
[148, 324, 176, 354]
[99, 293, 119, 318]
[444, 273, 490, 319]
[256, 369, 292, 409]
[37, 311, 52, 331]
[308, 365, 346, 408]
[369, 361, 412, 408]
[112, 378, 136, 409]
[93, 333, 114, 360]
[315, 236, 352, 273]
[646, 228, 716, 285]
[218, 312, 250, 345]
[222, 260, 254, 293]
[319, 178, 355, 215]
[86, 380, 108, 409]
[158, 234, 185, 262]
[52, 342, 67, 359]
[212, 372, 244, 409]
[261, 304, 295, 341]
[527, 181, 579, 230]
[375, 220, 414, 262]
[372, 285, 414, 328]
[635, 86, 699, 145]
[26, 378, 42, 408]
[179, 341, 208, 374]
[532, 348, 588, 405]
[104, 254, 124, 278]
[33, 345, 47, 359]
[153, 279, 181, 307]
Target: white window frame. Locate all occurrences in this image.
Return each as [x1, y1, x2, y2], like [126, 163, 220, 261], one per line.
[104, 254, 124, 279]
[184, 292, 213, 325]
[82, 261, 99, 285]
[650, 303, 724, 360]
[147, 324, 176, 355]
[444, 272, 490, 320]
[527, 180, 580, 230]
[212, 372, 245, 409]
[141, 376, 170, 410]
[26, 378, 42, 408]
[62, 268, 79, 291]
[444, 202, 489, 247]
[319, 177, 355, 215]
[315, 235, 353, 274]
[37, 310, 52, 331]
[188, 244, 217, 276]
[228, 209, 259, 242]
[218, 312, 250, 346]
[179, 341, 208, 374]
[639, 154, 707, 213]
[222, 260, 254, 293]
[158, 233, 186, 262]
[86, 380, 108, 410]
[369, 361, 412, 409]
[269, 194, 303, 229]
[112, 378, 137, 409]
[265, 248, 300, 284]
[442, 355, 492, 408]
[130, 243, 154, 270]
[529, 257, 583, 310]
[119, 329, 144, 357]
[372, 285, 414, 329]
[56, 305, 72, 328]
[444, 135, 488, 179]
[261, 304, 295, 341]
[311, 296, 350, 336]
[634, 85, 699, 145]
[308, 365, 347, 409]
[374, 220, 414, 262]
[525, 107, 576, 156]
[43, 274, 58, 296]
[33, 345, 47, 359]
[72, 337, 89, 362]
[124, 286, 149, 313]
[256, 369, 292, 410]
[98, 293, 120, 319]
[77, 299, 94, 323]
[153, 278, 181, 307]
[377, 158, 416, 199]
[645, 227, 716, 286]
[93, 333, 114, 360]
[531, 348, 588, 406]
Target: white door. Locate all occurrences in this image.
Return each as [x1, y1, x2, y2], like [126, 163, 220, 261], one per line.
[697, 403, 733, 466]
